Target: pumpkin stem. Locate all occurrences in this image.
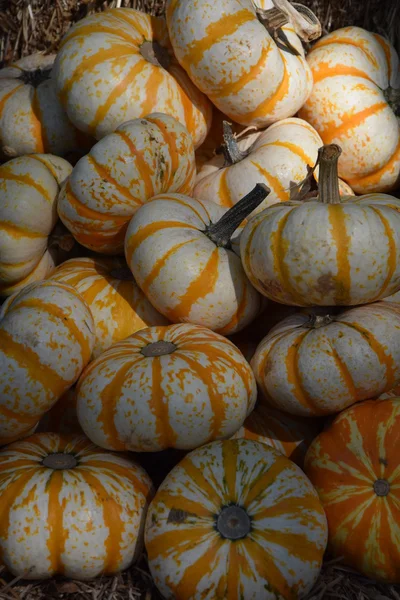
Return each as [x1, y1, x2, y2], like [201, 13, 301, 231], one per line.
[373, 479, 390, 497]
[141, 340, 177, 357]
[221, 121, 252, 165]
[140, 40, 171, 70]
[305, 313, 335, 328]
[317, 145, 342, 205]
[384, 86, 400, 116]
[256, 0, 321, 54]
[42, 453, 77, 469]
[216, 505, 251, 539]
[18, 67, 52, 87]
[205, 183, 270, 248]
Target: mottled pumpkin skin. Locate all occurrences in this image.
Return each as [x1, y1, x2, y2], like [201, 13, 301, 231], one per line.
[53, 8, 212, 147]
[125, 193, 264, 335]
[251, 303, 400, 417]
[0, 54, 92, 160]
[0, 154, 72, 298]
[145, 438, 328, 600]
[77, 324, 257, 452]
[0, 281, 95, 445]
[304, 397, 400, 583]
[194, 118, 323, 212]
[166, 0, 314, 128]
[232, 404, 322, 468]
[57, 113, 196, 254]
[299, 27, 400, 193]
[0, 433, 153, 580]
[47, 257, 168, 357]
[240, 193, 400, 306]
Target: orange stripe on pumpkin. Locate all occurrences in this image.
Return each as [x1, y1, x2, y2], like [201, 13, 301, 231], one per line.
[0, 221, 46, 239]
[368, 206, 397, 301]
[30, 89, 46, 153]
[322, 102, 387, 144]
[145, 115, 180, 190]
[250, 160, 288, 202]
[241, 60, 289, 122]
[311, 62, 375, 85]
[346, 139, 400, 189]
[62, 180, 129, 223]
[285, 331, 324, 414]
[0, 170, 52, 201]
[141, 239, 197, 296]
[125, 221, 196, 265]
[172, 539, 223, 599]
[218, 169, 234, 207]
[0, 84, 23, 114]
[149, 356, 178, 447]
[87, 155, 139, 204]
[257, 140, 315, 167]
[217, 281, 248, 335]
[59, 23, 141, 48]
[45, 470, 69, 574]
[115, 130, 155, 199]
[328, 205, 352, 305]
[313, 36, 380, 69]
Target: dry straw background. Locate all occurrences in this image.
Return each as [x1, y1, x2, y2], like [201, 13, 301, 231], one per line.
[1, 0, 400, 598]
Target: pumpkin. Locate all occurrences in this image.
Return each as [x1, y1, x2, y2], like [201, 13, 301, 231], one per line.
[47, 257, 168, 358]
[232, 404, 322, 467]
[0, 432, 153, 580]
[251, 302, 400, 417]
[0, 280, 95, 446]
[0, 54, 92, 161]
[299, 26, 400, 194]
[145, 438, 328, 599]
[125, 184, 268, 335]
[76, 323, 257, 452]
[304, 397, 400, 582]
[57, 113, 196, 254]
[36, 387, 82, 435]
[194, 118, 323, 211]
[166, 0, 321, 128]
[240, 144, 400, 306]
[53, 8, 212, 147]
[0, 154, 74, 298]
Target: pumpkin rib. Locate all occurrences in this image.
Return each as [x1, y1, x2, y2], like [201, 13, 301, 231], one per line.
[322, 101, 388, 145]
[0, 169, 52, 201]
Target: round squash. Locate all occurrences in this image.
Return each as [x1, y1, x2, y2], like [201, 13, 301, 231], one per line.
[53, 8, 212, 147]
[299, 26, 400, 193]
[76, 323, 257, 452]
[47, 257, 168, 357]
[166, 0, 321, 127]
[194, 118, 323, 211]
[251, 302, 400, 417]
[0, 54, 92, 160]
[125, 185, 268, 335]
[57, 113, 196, 254]
[145, 438, 328, 599]
[0, 280, 95, 445]
[304, 397, 400, 582]
[240, 144, 400, 306]
[0, 432, 153, 580]
[0, 154, 73, 298]
[36, 387, 82, 435]
[232, 403, 322, 467]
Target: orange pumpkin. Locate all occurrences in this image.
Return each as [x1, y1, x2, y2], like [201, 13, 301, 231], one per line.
[47, 257, 168, 357]
[304, 397, 400, 582]
[57, 113, 196, 254]
[53, 8, 212, 147]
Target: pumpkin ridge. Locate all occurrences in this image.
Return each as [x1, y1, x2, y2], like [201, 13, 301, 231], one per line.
[0, 168, 52, 201]
[115, 130, 155, 199]
[87, 155, 138, 203]
[242, 59, 289, 123]
[365, 206, 397, 301]
[322, 101, 387, 145]
[149, 355, 178, 448]
[311, 63, 375, 85]
[347, 139, 400, 189]
[29, 88, 46, 153]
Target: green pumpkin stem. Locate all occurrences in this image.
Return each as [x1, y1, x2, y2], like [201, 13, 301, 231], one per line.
[318, 144, 342, 205]
[205, 183, 270, 248]
[221, 121, 250, 165]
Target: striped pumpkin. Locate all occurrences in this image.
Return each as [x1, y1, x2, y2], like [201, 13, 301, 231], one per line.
[57, 113, 196, 254]
[251, 302, 400, 417]
[304, 397, 400, 582]
[0, 433, 153, 579]
[0, 54, 92, 160]
[166, 0, 321, 128]
[0, 154, 72, 298]
[76, 324, 257, 452]
[53, 8, 212, 147]
[240, 145, 400, 306]
[299, 26, 400, 194]
[194, 118, 323, 211]
[125, 187, 267, 335]
[145, 438, 328, 599]
[232, 404, 322, 467]
[36, 387, 82, 435]
[47, 257, 168, 358]
[0, 280, 95, 446]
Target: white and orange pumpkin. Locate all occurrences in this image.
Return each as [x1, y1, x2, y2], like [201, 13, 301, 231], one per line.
[0, 433, 153, 579]
[304, 397, 400, 582]
[251, 302, 400, 417]
[76, 324, 257, 452]
[299, 26, 400, 193]
[57, 113, 196, 254]
[0, 54, 92, 160]
[53, 8, 212, 147]
[0, 280, 95, 445]
[166, 0, 321, 128]
[125, 185, 268, 334]
[240, 145, 400, 306]
[0, 154, 73, 298]
[145, 438, 328, 599]
[47, 257, 168, 357]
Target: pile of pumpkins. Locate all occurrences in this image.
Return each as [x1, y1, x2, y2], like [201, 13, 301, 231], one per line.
[1, 0, 400, 597]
